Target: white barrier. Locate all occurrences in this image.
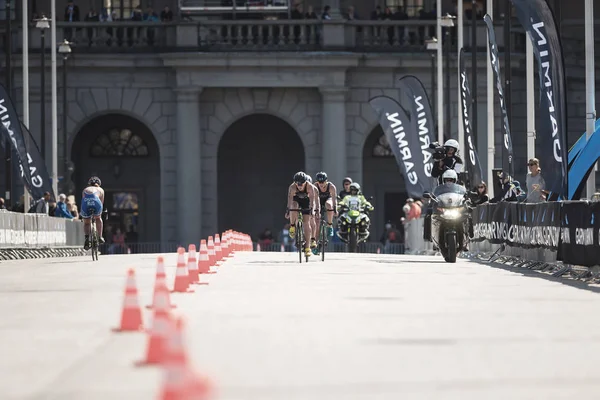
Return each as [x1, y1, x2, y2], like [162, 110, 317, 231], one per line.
[0, 210, 84, 248]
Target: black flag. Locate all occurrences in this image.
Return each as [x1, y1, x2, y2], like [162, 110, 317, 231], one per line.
[510, 0, 568, 200]
[483, 14, 514, 179]
[459, 48, 484, 190]
[397, 75, 436, 193]
[368, 95, 433, 199]
[0, 84, 55, 200]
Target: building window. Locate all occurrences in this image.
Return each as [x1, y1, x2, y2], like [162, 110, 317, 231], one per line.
[385, 0, 425, 16]
[373, 135, 394, 157]
[104, 0, 137, 19]
[90, 128, 149, 157]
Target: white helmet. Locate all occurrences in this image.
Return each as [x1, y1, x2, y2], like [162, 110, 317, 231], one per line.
[444, 139, 459, 152]
[306, 175, 312, 183]
[442, 169, 458, 184]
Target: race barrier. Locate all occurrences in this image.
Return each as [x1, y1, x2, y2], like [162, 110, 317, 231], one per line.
[471, 201, 600, 273]
[0, 210, 86, 259]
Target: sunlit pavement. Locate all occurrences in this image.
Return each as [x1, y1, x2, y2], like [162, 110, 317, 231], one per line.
[2, 251, 600, 400]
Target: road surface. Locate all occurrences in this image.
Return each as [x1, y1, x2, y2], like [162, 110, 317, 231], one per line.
[2, 251, 600, 400]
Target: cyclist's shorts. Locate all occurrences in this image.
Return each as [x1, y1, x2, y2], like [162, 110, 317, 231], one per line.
[81, 196, 103, 218]
[293, 196, 312, 215]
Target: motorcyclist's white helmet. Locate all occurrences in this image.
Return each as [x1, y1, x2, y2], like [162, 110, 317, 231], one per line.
[444, 139, 459, 153]
[442, 169, 458, 184]
[349, 183, 360, 193]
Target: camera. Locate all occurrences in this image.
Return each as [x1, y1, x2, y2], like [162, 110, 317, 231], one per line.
[427, 142, 447, 161]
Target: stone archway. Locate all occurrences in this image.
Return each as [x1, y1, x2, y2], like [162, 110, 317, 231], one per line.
[71, 113, 161, 245]
[362, 126, 407, 236]
[217, 114, 305, 238]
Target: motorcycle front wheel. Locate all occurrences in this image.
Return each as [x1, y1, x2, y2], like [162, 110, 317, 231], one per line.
[349, 227, 358, 253]
[445, 232, 457, 263]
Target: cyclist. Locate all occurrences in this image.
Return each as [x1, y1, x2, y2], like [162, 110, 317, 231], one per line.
[285, 172, 318, 258]
[305, 174, 321, 252]
[315, 171, 337, 238]
[81, 176, 105, 250]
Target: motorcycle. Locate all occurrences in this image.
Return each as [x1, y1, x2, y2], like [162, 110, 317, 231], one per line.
[337, 196, 371, 253]
[423, 183, 471, 263]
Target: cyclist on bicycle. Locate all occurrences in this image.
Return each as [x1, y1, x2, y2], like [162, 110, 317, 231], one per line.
[315, 171, 337, 237]
[81, 176, 105, 250]
[305, 174, 321, 252]
[285, 171, 318, 258]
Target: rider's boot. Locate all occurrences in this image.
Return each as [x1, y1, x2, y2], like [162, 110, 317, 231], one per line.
[327, 223, 333, 237]
[84, 235, 90, 250]
[289, 226, 296, 239]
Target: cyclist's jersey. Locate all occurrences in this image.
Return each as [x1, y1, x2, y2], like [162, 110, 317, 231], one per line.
[292, 183, 311, 214]
[81, 188, 103, 219]
[318, 183, 331, 203]
[293, 184, 309, 200]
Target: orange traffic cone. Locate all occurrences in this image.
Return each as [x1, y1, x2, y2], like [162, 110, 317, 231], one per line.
[207, 236, 216, 268]
[158, 317, 213, 400]
[214, 234, 223, 264]
[198, 240, 215, 274]
[112, 268, 144, 332]
[147, 256, 176, 309]
[172, 247, 194, 293]
[136, 281, 172, 366]
[187, 244, 199, 284]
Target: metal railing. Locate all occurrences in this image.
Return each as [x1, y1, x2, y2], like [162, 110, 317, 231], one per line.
[0, 209, 84, 248]
[10, 20, 523, 53]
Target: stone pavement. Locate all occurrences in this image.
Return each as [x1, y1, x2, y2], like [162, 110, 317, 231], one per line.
[2, 251, 600, 400]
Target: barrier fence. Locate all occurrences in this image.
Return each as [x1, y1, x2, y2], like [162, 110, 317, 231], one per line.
[0, 210, 84, 248]
[471, 201, 600, 268]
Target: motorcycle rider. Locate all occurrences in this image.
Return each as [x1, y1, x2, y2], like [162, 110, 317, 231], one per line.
[424, 139, 464, 241]
[337, 177, 353, 201]
[337, 182, 374, 241]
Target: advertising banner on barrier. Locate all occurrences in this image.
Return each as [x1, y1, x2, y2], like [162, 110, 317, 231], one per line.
[559, 201, 600, 267]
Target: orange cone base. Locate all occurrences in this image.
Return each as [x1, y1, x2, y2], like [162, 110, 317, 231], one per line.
[111, 325, 144, 333]
[171, 288, 195, 293]
[146, 303, 177, 310]
[193, 282, 209, 286]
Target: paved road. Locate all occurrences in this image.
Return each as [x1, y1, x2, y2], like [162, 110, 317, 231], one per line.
[2, 251, 600, 400]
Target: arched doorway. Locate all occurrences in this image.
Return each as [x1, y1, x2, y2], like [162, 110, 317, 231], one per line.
[218, 114, 304, 240]
[362, 126, 407, 237]
[71, 114, 160, 247]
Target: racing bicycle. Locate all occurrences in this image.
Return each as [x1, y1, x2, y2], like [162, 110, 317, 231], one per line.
[288, 208, 309, 263]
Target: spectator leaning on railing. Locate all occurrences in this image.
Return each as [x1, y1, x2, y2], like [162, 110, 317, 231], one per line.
[525, 158, 546, 203]
[54, 194, 74, 219]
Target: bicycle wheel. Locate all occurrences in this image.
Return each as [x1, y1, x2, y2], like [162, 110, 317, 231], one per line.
[296, 220, 303, 263]
[91, 222, 98, 261]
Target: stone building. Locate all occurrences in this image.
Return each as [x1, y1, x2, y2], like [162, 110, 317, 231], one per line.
[0, 0, 598, 247]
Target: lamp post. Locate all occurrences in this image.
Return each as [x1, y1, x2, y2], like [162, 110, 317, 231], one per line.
[35, 16, 50, 162]
[4, 0, 12, 208]
[425, 37, 438, 119]
[58, 39, 72, 195]
[441, 14, 456, 142]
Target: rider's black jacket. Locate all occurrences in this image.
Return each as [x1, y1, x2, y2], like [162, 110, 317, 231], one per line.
[431, 155, 464, 184]
[337, 190, 352, 201]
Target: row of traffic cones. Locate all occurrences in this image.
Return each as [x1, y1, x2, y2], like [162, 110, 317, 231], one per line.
[110, 230, 253, 399]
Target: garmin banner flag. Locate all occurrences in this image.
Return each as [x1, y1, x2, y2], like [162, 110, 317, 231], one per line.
[0, 83, 54, 200]
[369, 95, 433, 199]
[459, 48, 483, 190]
[510, 0, 568, 200]
[397, 75, 436, 191]
[484, 14, 514, 178]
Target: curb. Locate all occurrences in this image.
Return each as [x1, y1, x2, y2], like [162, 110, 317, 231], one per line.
[0, 247, 88, 260]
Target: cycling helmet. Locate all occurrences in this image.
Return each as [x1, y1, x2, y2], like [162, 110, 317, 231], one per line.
[316, 171, 328, 183]
[349, 182, 360, 193]
[88, 176, 102, 186]
[444, 139, 459, 153]
[293, 172, 307, 184]
[306, 175, 313, 184]
[442, 169, 458, 184]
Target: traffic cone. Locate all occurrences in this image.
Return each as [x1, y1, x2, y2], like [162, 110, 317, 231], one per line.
[158, 317, 213, 400]
[112, 268, 144, 332]
[214, 234, 223, 264]
[172, 247, 194, 293]
[207, 236, 216, 268]
[221, 231, 230, 258]
[198, 240, 215, 274]
[136, 281, 172, 366]
[187, 244, 199, 284]
[147, 256, 176, 309]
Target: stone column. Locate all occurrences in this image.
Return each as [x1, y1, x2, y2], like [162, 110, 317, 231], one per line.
[175, 87, 203, 246]
[320, 87, 348, 188]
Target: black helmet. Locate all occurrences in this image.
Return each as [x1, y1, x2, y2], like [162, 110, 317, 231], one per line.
[88, 176, 102, 186]
[316, 171, 328, 183]
[293, 172, 307, 184]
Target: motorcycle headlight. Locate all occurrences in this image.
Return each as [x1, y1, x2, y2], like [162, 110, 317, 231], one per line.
[441, 209, 461, 219]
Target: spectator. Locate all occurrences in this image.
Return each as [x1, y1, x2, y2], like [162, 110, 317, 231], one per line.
[322, 5, 331, 20]
[380, 221, 402, 254]
[64, 1, 80, 41]
[278, 223, 292, 251]
[160, 6, 173, 22]
[471, 182, 489, 206]
[370, 5, 383, 20]
[67, 195, 79, 218]
[259, 228, 274, 249]
[0, 197, 5, 210]
[54, 194, 74, 218]
[30, 192, 51, 214]
[490, 173, 519, 203]
[109, 228, 127, 254]
[525, 157, 546, 203]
